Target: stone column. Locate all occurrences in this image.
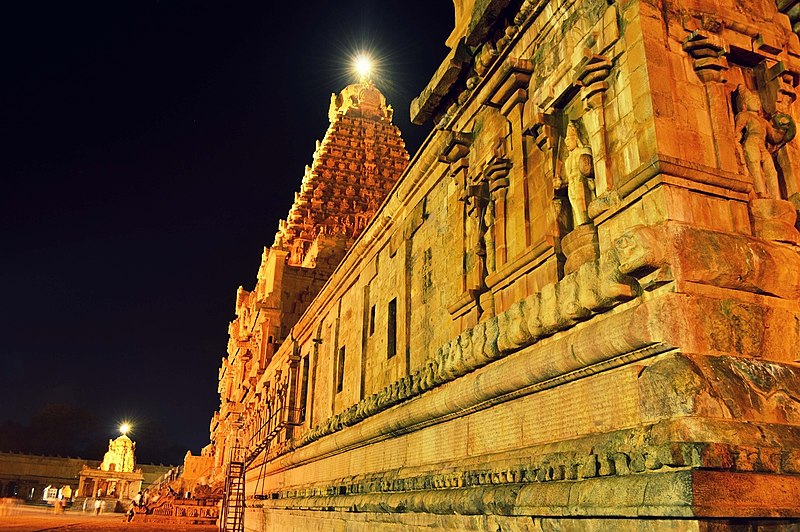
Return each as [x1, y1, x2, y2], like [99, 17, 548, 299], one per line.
[682, 31, 739, 173]
[577, 55, 613, 196]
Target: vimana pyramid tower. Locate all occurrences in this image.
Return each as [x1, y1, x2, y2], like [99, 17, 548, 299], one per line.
[209, 0, 800, 530]
[210, 78, 409, 494]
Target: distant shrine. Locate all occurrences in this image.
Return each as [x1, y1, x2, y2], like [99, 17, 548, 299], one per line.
[77, 433, 143, 504]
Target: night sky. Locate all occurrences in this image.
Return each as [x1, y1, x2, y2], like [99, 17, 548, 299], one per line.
[1, 2, 453, 465]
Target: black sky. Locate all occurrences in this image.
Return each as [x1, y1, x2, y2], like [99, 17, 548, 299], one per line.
[1, 1, 453, 464]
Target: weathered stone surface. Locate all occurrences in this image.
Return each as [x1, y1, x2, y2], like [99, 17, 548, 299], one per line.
[208, 0, 800, 529]
[750, 198, 800, 244]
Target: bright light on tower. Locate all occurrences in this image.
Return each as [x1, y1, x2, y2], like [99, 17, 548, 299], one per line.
[354, 54, 372, 82]
[119, 423, 131, 435]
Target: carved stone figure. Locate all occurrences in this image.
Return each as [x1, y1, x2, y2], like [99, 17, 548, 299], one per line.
[735, 85, 796, 199]
[463, 180, 489, 309]
[554, 123, 595, 227]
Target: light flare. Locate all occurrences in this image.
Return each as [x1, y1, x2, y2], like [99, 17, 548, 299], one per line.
[354, 54, 373, 81]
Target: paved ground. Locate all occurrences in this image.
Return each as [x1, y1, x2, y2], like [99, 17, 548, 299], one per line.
[0, 505, 218, 531]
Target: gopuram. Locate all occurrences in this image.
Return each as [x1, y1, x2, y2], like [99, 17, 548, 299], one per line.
[208, 0, 800, 530]
[77, 433, 143, 506]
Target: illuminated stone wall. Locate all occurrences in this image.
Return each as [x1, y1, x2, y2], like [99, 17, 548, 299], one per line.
[210, 80, 409, 478]
[214, 0, 800, 529]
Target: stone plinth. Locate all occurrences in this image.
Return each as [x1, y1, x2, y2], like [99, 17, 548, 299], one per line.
[561, 223, 598, 275]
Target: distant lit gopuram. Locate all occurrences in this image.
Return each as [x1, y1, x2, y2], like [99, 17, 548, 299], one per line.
[208, 0, 800, 530]
[78, 432, 143, 504]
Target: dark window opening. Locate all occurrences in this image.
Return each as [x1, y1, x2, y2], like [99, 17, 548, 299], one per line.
[369, 305, 376, 336]
[299, 355, 310, 422]
[336, 346, 346, 393]
[387, 298, 397, 359]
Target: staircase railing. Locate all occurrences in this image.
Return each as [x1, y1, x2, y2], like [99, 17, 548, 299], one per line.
[219, 446, 245, 532]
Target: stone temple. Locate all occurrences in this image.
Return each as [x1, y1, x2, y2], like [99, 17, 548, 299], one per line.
[206, 0, 800, 530]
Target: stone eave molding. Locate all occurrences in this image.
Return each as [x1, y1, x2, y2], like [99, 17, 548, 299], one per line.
[412, 0, 569, 126]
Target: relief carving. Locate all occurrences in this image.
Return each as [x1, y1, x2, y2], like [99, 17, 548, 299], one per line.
[733, 83, 800, 243]
[555, 120, 600, 275]
[463, 176, 490, 312]
[554, 122, 595, 228]
[735, 85, 796, 199]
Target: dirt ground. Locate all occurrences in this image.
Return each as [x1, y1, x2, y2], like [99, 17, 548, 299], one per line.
[0, 505, 218, 531]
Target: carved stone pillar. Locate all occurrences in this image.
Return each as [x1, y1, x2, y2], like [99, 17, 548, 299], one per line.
[485, 155, 512, 268]
[464, 178, 490, 305]
[577, 54, 613, 197]
[440, 132, 476, 312]
[682, 31, 740, 173]
[484, 58, 532, 267]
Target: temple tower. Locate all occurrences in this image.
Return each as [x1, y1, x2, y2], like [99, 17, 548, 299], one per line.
[275, 80, 408, 271]
[210, 80, 409, 481]
[77, 434, 143, 505]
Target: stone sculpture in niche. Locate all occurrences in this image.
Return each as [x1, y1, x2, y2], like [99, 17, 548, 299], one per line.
[554, 121, 600, 274]
[463, 179, 490, 312]
[735, 85, 796, 199]
[734, 84, 800, 244]
[554, 122, 596, 227]
[484, 137, 512, 274]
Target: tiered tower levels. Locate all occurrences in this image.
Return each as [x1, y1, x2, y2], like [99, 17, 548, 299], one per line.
[274, 81, 409, 267]
[209, 82, 410, 478]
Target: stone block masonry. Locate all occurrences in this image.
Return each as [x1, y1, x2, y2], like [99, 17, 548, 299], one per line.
[209, 0, 800, 530]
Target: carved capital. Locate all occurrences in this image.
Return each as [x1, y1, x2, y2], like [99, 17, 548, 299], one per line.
[682, 31, 729, 83]
[483, 58, 534, 115]
[766, 61, 799, 114]
[439, 131, 473, 164]
[577, 54, 612, 107]
[524, 110, 558, 152]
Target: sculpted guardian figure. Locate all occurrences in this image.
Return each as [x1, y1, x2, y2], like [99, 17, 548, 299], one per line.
[735, 85, 796, 199]
[554, 123, 595, 228]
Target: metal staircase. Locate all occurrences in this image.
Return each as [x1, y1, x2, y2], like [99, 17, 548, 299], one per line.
[219, 448, 245, 532]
